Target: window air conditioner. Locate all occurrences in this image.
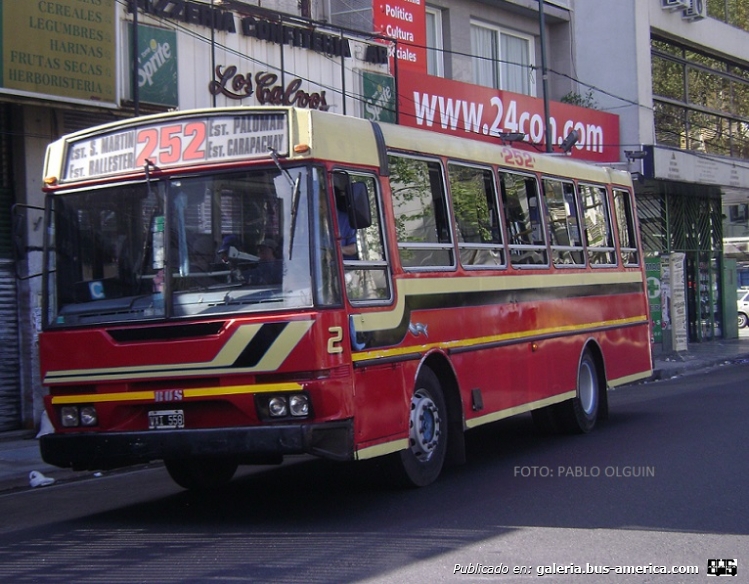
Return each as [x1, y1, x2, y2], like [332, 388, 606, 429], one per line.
[682, 0, 707, 20]
[661, 0, 689, 10]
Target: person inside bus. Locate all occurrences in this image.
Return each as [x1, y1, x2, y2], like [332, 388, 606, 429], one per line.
[190, 234, 217, 272]
[337, 208, 358, 260]
[186, 234, 219, 287]
[218, 234, 248, 284]
[333, 174, 359, 260]
[159, 233, 220, 291]
[333, 178, 358, 260]
[151, 233, 218, 293]
[245, 238, 282, 286]
[218, 235, 241, 265]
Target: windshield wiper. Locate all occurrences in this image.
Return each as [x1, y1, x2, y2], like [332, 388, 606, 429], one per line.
[269, 148, 301, 260]
[287, 175, 301, 260]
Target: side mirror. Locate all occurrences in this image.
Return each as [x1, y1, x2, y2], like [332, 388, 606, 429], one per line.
[333, 171, 372, 230]
[348, 182, 372, 229]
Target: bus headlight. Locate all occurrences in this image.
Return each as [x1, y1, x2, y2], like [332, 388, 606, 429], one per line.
[60, 405, 98, 427]
[79, 406, 98, 427]
[268, 397, 288, 417]
[257, 392, 311, 420]
[289, 394, 309, 417]
[60, 406, 79, 427]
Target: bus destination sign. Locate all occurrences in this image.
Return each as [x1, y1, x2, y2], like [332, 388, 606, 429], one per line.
[63, 112, 288, 181]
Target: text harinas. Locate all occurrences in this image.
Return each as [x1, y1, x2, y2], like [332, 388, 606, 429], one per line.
[129, 0, 356, 60]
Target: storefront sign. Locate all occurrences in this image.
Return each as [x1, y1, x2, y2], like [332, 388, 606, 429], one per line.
[668, 253, 688, 352]
[128, 23, 178, 107]
[398, 71, 621, 163]
[373, 0, 427, 72]
[130, 1, 391, 63]
[650, 146, 749, 189]
[0, 0, 116, 105]
[361, 71, 396, 123]
[63, 112, 288, 181]
[646, 258, 663, 344]
[209, 67, 329, 110]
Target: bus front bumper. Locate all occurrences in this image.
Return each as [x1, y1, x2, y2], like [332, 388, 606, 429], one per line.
[39, 420, 354, 471]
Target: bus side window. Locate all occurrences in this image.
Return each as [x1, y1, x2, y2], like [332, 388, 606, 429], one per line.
[448, 162, 505, 268]
[613, 188, 640, 266]
[542, 178, 584, 266]
[580, 183, 616, 266]
[389, 154, 454, 269]
[343, 175, 391, 304]
[500, 171, 548, 266]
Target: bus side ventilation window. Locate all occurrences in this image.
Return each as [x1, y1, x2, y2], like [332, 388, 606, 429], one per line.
[502, 172, 547, 266]
[581, 183, 616, 266]
[542, 178, 584, 266]
[448, 162, 505, 268]
[613, 188, 640, 266]
[389, 155, 454, 269]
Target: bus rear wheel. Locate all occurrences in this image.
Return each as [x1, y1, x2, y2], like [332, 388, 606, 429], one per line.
[532, 349, 600, 434]
[391, 367, 447, 487]
[164, 457, 238, 491]
[563, 349, 600, 433]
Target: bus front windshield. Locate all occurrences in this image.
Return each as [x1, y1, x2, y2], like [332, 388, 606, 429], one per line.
[45, 166, 336, 327]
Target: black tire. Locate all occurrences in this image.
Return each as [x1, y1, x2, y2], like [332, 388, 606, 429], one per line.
[164, 458, 238, 491]
[561, 349, 600, 433]
[738, 312, 748, 329]
[533, 349, 600, 434]
[390, 367, 448, 487]
[531, 403, 562, 434]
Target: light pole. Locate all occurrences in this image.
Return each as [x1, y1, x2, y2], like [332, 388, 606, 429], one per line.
[132, 0, 139, 117]
[211, 0, 216, 107]
[538, 0, 552, 152]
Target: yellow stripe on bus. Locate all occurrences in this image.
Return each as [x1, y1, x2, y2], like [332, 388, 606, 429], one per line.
[352, 315, 649, 363]
[355, 438, 409, 460]
[49, 382, 304, 405]
[352, 271, 645, 333]
[465, 391, 576, 429]
[43, 320, 313, 385]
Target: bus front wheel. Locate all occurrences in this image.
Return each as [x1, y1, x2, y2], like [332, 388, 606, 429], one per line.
[164, 457, 238, 491]
[392, 367, 448, 487]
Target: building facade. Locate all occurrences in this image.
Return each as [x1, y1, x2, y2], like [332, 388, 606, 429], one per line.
[9, 0, 730, 431]
[1, 0, 392, 430]
[573, 0, 749, 349]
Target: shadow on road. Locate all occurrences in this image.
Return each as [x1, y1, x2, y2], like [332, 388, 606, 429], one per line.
[0, 364, 746, 583]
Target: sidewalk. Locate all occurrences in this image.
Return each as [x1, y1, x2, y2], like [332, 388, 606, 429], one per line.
[3, 335, 749, 493]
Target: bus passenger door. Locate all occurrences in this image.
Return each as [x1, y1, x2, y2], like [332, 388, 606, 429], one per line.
[334, 172, 403, 444]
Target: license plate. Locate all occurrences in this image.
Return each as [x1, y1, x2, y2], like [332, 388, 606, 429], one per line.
[148, 409, 184, 430]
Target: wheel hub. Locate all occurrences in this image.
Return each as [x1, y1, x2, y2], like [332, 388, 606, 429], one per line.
[579, 361, 597, 415]
[409, 389, 441, 461]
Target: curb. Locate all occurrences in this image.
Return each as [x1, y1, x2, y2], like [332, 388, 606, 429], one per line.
[649, 353, 749, 381]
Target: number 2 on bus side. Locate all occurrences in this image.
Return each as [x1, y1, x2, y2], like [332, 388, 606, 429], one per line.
[135, 122, 207, 167]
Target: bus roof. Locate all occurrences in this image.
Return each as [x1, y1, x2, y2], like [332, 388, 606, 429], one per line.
[44, 106, 631, 189]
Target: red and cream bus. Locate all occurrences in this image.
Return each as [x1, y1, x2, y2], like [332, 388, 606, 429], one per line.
[38, 106, 651, 489]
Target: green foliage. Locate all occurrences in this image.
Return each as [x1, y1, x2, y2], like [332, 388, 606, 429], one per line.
[389, 156, 435, 244]
[560, 89, 598, 110]
[449, 167, 492, 243]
